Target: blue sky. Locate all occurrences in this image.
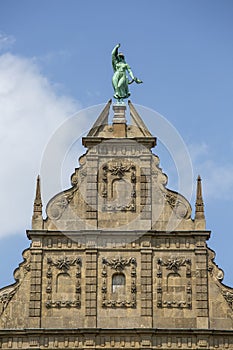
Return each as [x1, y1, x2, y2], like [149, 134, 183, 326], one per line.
[0, 0, 233, 287]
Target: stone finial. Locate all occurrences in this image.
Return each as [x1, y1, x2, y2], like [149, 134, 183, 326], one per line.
[32, 175, 43, 229]
[195, 175, 205, 221]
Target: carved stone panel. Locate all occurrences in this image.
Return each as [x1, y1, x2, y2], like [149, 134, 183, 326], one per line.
[45, 256, 81, 309]
[99, 161, 137, 212]
[101, 257, 137, 308]
[157, 256, 192, 309]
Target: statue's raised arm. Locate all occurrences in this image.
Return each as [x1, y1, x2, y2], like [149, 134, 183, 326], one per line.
[112, 43, 121, 72]
[111, 43, 143, 102]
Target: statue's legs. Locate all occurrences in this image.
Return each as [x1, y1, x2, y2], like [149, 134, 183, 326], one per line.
[112, 72, 130, 100]
[117, 76, 129, 99]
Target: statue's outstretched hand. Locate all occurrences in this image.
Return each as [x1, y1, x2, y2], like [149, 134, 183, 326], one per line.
[134, 77, 143, 84]
[116, 43, 121, 48]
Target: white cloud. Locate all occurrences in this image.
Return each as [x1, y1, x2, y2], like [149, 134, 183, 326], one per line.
[0, 33, 15, 51]
[0, 53, 81, 237]
[198, 161, 233, 201]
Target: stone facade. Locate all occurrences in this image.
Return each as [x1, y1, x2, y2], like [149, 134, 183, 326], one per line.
[0, 101, 233, 349]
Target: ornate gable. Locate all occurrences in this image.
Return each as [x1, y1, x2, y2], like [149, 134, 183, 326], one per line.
[41, 101, 194, 232]
[0, 101, 233, 349]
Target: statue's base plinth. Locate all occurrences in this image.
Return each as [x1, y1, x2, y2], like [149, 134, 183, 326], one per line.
[112, 103, 127, 137]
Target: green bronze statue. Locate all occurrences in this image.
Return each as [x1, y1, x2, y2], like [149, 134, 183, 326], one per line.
[112, 43, 143, 102]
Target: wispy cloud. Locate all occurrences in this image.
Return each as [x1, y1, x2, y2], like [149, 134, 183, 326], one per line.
[188, 142, 233, 201]
[34, 50, 71, 65]
[0, 53, 81, 237]
[188, 142, 209, 162]
[0, 33, 15, 51]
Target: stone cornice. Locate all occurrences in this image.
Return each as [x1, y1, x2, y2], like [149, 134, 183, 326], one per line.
[27, 229, 211, 239]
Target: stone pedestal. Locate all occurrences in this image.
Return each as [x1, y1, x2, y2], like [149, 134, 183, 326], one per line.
[113, 103, 127, 137]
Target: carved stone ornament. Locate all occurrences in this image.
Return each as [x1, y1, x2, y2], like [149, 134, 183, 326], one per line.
[108, 163, 132, 177]
[100, 161, 136, 212]
[208, 248, 233, 309]
[208, 247, 224, 282]
[46, 256, 81, 309]
[163, 190, 191, 219]
[102, 257, 136, 271]
[0, 286, 19, 316]
[102, 256, 137, 308]
[71, 161, 87, 186]
[47, 186, 78, 221]
[157, 256, 192, 309]
[0, 249, 31, 316]
[157, 257, 191, 274]
[47, 256, 81, 271]
[222, 290, 233, 309]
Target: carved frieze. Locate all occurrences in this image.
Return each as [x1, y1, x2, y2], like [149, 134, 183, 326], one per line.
[0, 332, 232, 349]
[102, 256, 137, 308]
[157, 256, 192, 309]
[46, 256, 81, 309]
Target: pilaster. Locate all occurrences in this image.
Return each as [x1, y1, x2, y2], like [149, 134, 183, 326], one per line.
[29, 238, 43, 327]
[85, 249, 97, 327]
[141, 249, 153, 326]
